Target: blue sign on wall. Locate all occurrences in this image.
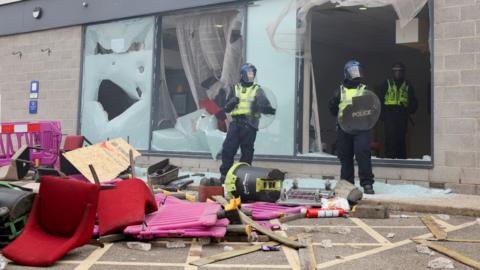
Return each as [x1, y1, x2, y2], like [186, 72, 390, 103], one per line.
[29, 100, 38, 114]
[30, 80, 39, 99]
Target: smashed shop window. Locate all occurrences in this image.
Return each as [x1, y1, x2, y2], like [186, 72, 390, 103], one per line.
[151, 7, 244, 158]
[80, 17, 154, 150]
[271, 0, 432, 161]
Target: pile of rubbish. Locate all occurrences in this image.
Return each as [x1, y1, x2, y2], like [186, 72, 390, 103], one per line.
[5, 120, 472, 269]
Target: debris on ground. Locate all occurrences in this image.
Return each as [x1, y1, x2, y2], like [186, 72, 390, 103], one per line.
[329, 226, 351, 235]
[0, 255, 7, 270]
[436, 214, 450, 221]
[416, 244, 435, 256]
[428, 257, 454, 269]
[318, 239, 333, 248]
[304, 226, 321, 233]
[126, 242, 152, 251]
[166, 241, 186, 249]
[280, 224, 289, 231]
[199, 238, 211, 245]
[261, 245, 280, 251]
[386, 233, 395, 238]
[223, 246, 234, 251]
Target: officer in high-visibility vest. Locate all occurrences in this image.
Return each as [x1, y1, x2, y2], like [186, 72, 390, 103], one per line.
[219, 63, 276, 181]
[329, 60, 375, 194]
[380, 62, 418, 159]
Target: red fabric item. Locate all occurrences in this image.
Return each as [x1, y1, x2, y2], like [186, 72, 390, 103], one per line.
[3, 176, 100, 266]
[63, 135, 85, 152]
[200, 99, 227, 132]
[97, 178, 157, 236]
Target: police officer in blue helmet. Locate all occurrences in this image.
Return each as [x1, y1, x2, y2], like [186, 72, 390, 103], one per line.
[328, 60, 375, 194]
[219, 63, 276, 182]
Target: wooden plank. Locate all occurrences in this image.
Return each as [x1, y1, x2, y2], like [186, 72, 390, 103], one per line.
[129, 149, 135, 179]
[271, 219, 301, 270]
[185, 238, 202, 270]
[349, 217, 391, 245]
[88, 164, 100, 185]
[190, 240, 280, 266]
[298, 234, 316, 270]
[213, 196, 304, 249]
[420, 238, 480, 243]
[421, 216, 447, 240]
[413, 239, 480, 270]
[98, 234, 125, 243]
[278, 213, 306, 223]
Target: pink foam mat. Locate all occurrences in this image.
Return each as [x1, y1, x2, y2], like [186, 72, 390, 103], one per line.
[124, 218, 229, 239]
[242, 202, 308, 220]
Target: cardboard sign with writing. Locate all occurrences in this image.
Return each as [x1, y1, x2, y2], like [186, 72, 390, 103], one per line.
[63, 138, 141, 183]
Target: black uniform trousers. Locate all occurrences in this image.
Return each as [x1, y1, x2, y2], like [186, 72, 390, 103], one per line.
[220, 121, 257, 177]
[336, 127, 374, 187]
[384, 107, 408, 159]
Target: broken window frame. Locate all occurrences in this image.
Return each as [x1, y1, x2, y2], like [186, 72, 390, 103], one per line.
[79, 16, 155, 150]
[293, 0, 435, 168]
[148, 2, 248, 157]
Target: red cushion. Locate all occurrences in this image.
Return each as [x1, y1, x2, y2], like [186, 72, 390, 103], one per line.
[3, 177, 99, 266]
[38, 176, 99, 237]
[63, 135, 84, 151]
[97, 179, 157, 236]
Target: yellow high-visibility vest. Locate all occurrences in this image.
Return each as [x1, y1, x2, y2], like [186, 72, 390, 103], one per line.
[230, 84, 259, 116]
[338, 84, 366, 118]
[384, 79, 408, 107]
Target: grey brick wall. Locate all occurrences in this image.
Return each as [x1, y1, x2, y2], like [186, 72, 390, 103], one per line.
[432, 0, 480, 193]
[0, 26, 82, 135]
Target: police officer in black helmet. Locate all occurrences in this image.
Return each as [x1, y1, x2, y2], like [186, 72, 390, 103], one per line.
[380, 62, 418, 159]
[219, 63, 276, 182]
[329, 60, 375, 194]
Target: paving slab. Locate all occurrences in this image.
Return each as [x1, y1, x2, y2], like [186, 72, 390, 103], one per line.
[99, 242, 190, 263]
[200, 244, 289, 265]
[6, 264, 77, 270]
[320, 243, 476, 270]
[373, 228, 430, 243]
[91, 266, 182, 270]
[287, 227, 378, 244]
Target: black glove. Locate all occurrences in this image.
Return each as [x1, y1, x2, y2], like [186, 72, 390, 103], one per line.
[262, 106, 276, 115]
[224, 97, 240, 113]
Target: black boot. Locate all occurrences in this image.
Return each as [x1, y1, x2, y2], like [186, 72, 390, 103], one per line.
[363, 184, 375, 195]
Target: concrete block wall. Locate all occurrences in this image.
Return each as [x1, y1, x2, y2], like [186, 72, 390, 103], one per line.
[432, 0, 480, 194]
[0, 26, 82, 136]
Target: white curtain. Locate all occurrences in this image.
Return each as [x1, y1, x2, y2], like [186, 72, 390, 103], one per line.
[171, 9, 244, 107]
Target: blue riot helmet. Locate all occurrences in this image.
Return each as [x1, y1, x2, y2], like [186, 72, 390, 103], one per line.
[240, 63, 257, 84]
[344, 60, 364, 81]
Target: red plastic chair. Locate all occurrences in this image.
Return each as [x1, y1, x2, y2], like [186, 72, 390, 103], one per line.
[97, 178, 157, 236]
[2, 176, 100, 266]
[63, 135, 85, 152]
